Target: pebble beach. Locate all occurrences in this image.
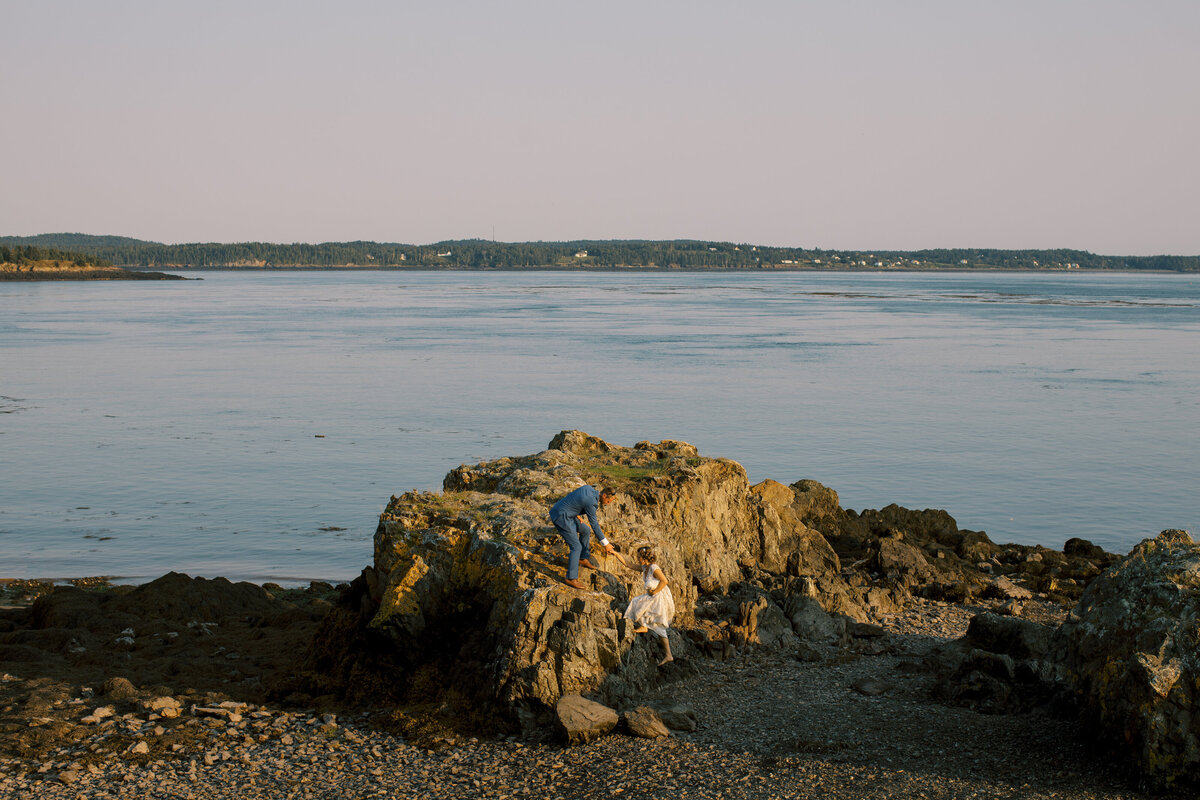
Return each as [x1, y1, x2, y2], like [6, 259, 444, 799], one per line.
[0, 589, 1175, 800]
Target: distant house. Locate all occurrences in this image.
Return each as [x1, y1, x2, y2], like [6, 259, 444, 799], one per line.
[437, 251, 452, 257]
[574, 250, 588, 258]
[813, 259, 821, 264]
[781, 259, 795, 264]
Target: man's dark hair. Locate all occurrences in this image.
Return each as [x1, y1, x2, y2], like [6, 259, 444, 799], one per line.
[599, 487, 616, 500]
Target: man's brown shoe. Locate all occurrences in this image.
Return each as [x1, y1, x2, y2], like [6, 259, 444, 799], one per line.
[564, 578, 586, 590]
[578, 558, 598, 570]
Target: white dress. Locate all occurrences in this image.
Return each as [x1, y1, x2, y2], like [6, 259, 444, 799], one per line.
[624, 563, 675, 638]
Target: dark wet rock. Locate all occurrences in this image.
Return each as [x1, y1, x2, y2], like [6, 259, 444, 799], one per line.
[0, 643, 48, 663]
[1063, 537, 1108, 561]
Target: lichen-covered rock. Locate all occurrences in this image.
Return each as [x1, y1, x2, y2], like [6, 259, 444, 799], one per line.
[1056, 530, 1200, 789]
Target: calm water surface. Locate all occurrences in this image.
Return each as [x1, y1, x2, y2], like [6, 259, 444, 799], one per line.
[2, 270, 1197, 583]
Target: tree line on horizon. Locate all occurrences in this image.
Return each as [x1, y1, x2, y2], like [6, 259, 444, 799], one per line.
[0, 244, 113, 267]
[1, 234, 1197, 272]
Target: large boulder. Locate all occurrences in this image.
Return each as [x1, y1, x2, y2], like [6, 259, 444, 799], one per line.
[556, 695, 618, 745]
[297, 432, 859, 726]
[927, 612, 1060, 714]
[1056, 530, 1200, 789]
[750, 480, 841, 578]
[786, 596, 844, 643]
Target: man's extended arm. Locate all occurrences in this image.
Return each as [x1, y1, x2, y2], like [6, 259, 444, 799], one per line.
[586, 489, 614, 552]
[586, 503, 607, 546]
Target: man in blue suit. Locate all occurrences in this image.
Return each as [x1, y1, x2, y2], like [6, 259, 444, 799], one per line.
[550, 484, 617, 589]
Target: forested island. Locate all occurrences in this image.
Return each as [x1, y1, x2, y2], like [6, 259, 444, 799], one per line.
[0, 244, 183, 281]
[2, 233, 1198, 272]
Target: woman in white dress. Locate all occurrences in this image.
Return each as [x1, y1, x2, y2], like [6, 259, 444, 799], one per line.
[615, 545, 675, 665]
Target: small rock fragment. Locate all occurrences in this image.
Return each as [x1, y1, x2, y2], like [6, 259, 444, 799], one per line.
[623, 707, 670, 739]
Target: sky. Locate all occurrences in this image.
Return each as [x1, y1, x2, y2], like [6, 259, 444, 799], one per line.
[3, 1, 1198, 255]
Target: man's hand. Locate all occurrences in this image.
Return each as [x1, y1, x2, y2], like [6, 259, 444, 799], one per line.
[603, 542, 615, 554]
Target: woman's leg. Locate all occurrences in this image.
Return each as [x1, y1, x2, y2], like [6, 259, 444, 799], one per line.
[658, 634, 673, 666]
[627, 597, 649, 632]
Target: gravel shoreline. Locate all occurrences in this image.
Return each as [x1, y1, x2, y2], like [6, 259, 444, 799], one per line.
[1, 597, 1174, 800]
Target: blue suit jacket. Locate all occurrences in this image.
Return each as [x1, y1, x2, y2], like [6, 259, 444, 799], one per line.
[550, 485, 607, 544]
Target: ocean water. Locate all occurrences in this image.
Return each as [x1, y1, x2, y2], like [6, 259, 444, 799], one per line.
[2, 270, 1197, 584]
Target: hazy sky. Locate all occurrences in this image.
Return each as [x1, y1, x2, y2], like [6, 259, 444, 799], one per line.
[4, 1, 1198, 254]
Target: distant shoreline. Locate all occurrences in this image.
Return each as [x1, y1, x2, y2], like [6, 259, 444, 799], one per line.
[123, 264, 1187, 274]
[0, 262, 186, 281]
[5, 235, 1197, 272]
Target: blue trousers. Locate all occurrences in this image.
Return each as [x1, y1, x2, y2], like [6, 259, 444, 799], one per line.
[552, 514, 593, 580]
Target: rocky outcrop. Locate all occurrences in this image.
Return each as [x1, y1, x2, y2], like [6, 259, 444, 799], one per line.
[797, 491, 1120, 607]
[1055, 530, 1200, 789]
[302, 433, 795, 722]
[927, 613, 1060, 714]
[0, 262, 184, 281]
[296, 431, 1119, 736]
